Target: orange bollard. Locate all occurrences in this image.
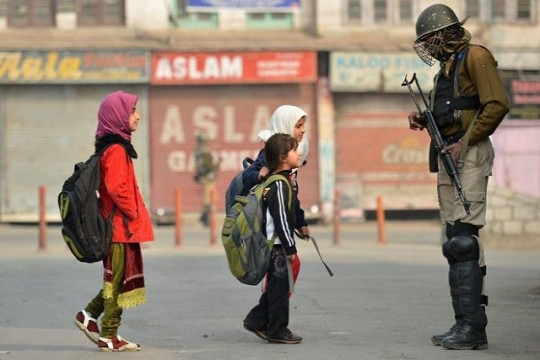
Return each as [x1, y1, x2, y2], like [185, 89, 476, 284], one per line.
[376, 195, 386, 245]
[38, 185, 47, 252]
[333, 189, 341, 245]
[209, 187, 217, 247]
[174, 188, 183, 248]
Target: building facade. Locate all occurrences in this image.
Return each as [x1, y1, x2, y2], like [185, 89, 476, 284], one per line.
[0, 0, 538, 224]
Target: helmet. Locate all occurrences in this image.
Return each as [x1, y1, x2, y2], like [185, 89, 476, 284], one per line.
[196, 133, 207, 143]
[415, 4, 461, 42]
[413, 4, 466, 66]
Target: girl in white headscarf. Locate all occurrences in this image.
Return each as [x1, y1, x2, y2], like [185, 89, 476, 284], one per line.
[242, 104, 310, 238]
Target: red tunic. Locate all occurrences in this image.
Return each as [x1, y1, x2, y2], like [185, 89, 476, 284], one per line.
[98, 144, 154, 243]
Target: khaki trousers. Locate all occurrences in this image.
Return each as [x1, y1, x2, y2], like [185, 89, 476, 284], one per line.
[200, 179, 216, 207]
[437, 138, 494, 267]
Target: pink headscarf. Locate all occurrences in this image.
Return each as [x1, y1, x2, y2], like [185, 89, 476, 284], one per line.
[96, 91, 138, 141]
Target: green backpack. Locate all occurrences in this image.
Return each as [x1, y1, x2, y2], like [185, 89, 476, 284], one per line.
[221, 174, 292, 285]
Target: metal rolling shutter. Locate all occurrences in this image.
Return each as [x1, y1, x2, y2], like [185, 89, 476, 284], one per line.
[334, 93, 437, 211]
[149, 83, 319, 215]
[0, 84, 149, 222]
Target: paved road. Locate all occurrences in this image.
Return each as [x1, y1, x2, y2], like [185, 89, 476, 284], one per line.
[0, 221, 539, 359]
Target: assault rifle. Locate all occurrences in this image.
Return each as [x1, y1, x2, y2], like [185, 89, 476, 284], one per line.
[401, 73, 471, 215]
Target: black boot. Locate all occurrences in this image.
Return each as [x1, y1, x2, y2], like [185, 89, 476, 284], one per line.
[441, 322, 488, 350]
[441, 261, 488, 350]
[432, 245, 463, 347]
[199, 206, 209, 226]
[431, 316, 464, 346]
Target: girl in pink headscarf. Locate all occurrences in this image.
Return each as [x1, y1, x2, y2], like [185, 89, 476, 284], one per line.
[74, 91, 154, 352]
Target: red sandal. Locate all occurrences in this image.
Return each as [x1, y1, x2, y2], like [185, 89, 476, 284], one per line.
[98, 335, 141, 352]
[74, 310, 100, 344]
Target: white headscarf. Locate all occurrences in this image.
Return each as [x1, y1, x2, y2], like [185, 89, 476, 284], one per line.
[264, 105, 309, 165]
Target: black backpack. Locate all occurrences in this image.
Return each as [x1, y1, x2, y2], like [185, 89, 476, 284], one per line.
[58, 144, 119, 263]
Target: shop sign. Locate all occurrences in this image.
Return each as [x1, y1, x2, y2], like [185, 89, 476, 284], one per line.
[330, 52, 437, 92]
[151, 51, 316, 85]
[0, 51, 149, 83]
[506, 80, 540, 119]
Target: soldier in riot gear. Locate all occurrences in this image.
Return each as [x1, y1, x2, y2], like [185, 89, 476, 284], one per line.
[407, 4, 509, 350]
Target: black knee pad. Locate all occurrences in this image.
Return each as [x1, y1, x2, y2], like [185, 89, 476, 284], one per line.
[448, 235, 479, 262]
[442, 240, 457, 264]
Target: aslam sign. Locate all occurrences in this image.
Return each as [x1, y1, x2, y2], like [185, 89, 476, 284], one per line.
[151, 51, 316, 85]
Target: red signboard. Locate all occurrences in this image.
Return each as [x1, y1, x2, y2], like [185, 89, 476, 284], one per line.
[151, 51, 317, 85]
[506, 79, 540, 119]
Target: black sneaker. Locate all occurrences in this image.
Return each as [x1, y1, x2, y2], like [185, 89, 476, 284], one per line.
[267, 329, 302, 344]
[243, 323, 268, 341]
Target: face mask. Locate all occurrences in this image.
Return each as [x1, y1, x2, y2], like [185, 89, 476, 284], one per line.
[414, 26, 465, 65]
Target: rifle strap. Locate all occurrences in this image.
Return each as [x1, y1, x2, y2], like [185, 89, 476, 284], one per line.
[308, 235, 334, 277]
[294, 231, 334, 277]
[429, 72, 440, 112]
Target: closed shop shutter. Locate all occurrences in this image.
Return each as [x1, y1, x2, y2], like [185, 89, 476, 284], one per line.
[334, 93, 437, 211]
[149, 83, 318, 216]
[0, 85, 149, 221]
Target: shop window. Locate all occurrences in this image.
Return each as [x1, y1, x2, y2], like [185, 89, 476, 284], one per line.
[170, 0, 218, 29]
[7, 0, 55, 27]
[77, 0, 124, 26]
[492, 0, 507, 21]
[373, 0, 387, 23]
[346, 0, 414, 25]
[246, 12, 293, 29]
[348, 0, 362, 21]
[463, 0, 536, 23]
[517, 0, 532, 20]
